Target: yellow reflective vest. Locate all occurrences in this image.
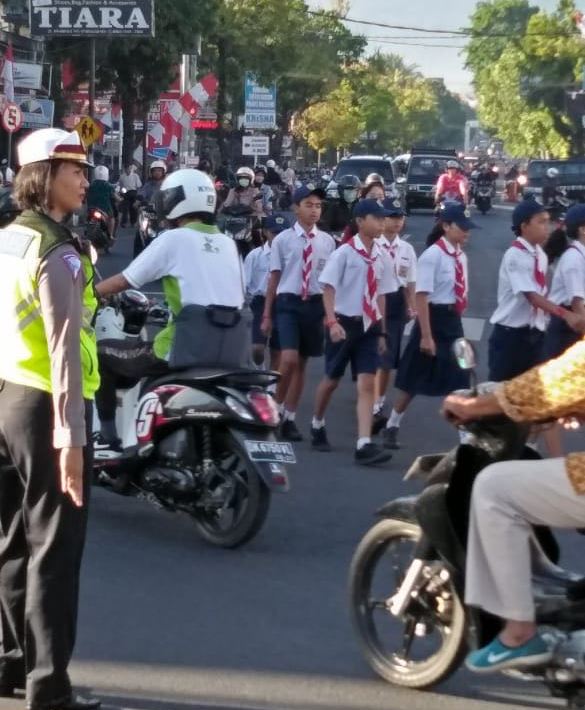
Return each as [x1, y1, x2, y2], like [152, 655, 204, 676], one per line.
[0, 211, 100, 399]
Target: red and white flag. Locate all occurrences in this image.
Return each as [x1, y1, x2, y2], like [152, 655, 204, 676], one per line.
[179, 73, 219, 116]
[574, 10, 585, 36]
[2, 42, 15, 102]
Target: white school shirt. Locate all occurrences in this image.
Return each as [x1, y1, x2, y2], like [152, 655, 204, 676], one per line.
[244, 243, 271, 298]
[270, 221, 336, 296]
[415, 240, 469, 304]
[489, 237, 548, 331]
[123, 224, 244, 309]
[376, 235, 417, 290]
[549, 241, 585, 305]
[319, 236, 395, 317]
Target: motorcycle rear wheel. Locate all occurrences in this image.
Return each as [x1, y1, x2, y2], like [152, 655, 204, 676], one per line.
[349, 518, 467, 688]
[192, 433, 271, 549]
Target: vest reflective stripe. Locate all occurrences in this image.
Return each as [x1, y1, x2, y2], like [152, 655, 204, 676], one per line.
[0, 226, 100, 399]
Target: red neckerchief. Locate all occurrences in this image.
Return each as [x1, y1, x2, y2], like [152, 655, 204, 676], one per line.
[435, 237, 467, 315]
[347, 237, 382, 330]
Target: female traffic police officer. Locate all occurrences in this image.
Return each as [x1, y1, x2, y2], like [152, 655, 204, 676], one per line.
[0, 129, 100, 710]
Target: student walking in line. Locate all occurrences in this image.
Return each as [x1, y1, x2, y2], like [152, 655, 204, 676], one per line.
[385, 204, 477, 449]
[262, 186, 335, 441]
[310, 200, 395, 465]
[373, 199, 417, 447]
[244, 214, 290, 377]
[488, 200, 580, 383]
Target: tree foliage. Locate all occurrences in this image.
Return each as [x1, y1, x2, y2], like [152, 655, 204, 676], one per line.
[465, 0, 585, 157]
[294, 52, 441, 155]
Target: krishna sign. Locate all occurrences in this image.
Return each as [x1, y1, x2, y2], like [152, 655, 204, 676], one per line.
[29, 0, 154, 37]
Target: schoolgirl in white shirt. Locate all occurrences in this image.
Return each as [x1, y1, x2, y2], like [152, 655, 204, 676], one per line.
[387, 204, 476, 449]
[543, 203, 585, 359]
[372, 199, 417, 443]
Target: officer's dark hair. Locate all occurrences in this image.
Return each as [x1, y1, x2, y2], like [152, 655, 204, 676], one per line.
[13, 160, 66, 212]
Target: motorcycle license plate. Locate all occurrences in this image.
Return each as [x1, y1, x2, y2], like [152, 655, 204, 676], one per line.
[245, 440, 296, 464]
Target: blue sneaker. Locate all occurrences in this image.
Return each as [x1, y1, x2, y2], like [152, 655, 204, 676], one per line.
[465, 634, 552, 674]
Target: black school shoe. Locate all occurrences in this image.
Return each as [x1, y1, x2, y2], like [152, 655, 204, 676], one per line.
[382, 426, 401, 450]
[27, 694, 101, 710]
[280, 419, 303, 442]
[371, 411, 388, 436]
[355, 442, 393, 466]
[311, 426, 331, 452]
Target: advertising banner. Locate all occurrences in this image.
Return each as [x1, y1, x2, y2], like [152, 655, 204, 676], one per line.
[29, 0, 155, 37]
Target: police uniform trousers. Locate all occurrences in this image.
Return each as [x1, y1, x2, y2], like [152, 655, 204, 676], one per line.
[0, 380, 93, 707]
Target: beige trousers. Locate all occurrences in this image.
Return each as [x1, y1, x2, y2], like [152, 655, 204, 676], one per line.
[466, 457, 585, 621]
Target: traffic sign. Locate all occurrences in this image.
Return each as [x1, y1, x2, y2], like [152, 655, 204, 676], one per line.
[74, 116, 103, 148]
[1, 102, 23, 134]
[242, 135, 269, 156]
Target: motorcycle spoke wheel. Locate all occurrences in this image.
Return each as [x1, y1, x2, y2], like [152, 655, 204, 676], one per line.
[349, 519, 467, 688]
[192, 433, 270, 548]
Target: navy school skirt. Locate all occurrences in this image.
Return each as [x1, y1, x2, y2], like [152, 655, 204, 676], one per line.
[380, 288, 407, 371]
[488, 324, 545, 382]
[395, 304, 469, 396]
[543, 313, 580, 361]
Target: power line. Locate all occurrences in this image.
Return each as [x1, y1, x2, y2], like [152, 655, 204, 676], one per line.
[308, 10, 575, 39]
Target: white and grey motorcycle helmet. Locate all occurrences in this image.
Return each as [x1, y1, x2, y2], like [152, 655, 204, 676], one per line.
[155, 168, 217, 222]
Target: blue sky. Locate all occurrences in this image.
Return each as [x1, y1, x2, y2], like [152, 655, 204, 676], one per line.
[310, 0, 560, 94]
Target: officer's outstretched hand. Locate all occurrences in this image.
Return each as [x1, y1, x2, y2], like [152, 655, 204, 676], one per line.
[60, 447, 84, 507]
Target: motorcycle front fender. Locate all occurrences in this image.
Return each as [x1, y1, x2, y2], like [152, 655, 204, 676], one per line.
[376, 495, 418, 523]
[228, 426, 291, 493]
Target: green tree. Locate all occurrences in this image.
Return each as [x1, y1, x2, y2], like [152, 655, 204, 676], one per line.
[204, 0, 365, 158]
[465, 0, 585, 156]
[293, 78, 364, 157]
[429, 80, 476, 149]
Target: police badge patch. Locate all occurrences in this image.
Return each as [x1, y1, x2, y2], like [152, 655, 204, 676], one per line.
[62, 253, 81, 279]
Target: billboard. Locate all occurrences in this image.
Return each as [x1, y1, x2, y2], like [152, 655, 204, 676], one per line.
[244, 72, 276, 130]
[29, 0, 155, 37]
[14, 94, 55, 129]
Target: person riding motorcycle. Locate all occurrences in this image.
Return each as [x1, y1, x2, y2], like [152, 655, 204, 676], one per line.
[86, 165, 117, 238]
[442, 331, 585, 674]
[222, 166, 263, 216]
[435, 160, 468, 207]
[137, 160, 167, 204]
[542, 166, 561, 208]
[320, 173, 360, 234]
[264, 159, 283, 187]
[253, 166, 274, 214]
[93, 169, 246, 452]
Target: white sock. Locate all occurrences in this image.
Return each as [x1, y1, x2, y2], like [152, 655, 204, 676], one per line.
[284, 409, 296, 422]
[373, 396, 386, 415]
[357, 437, 371, 450]
[312, 417, 325, 429]
[277, 402, 285, 416]
[387, 409, 404, 429]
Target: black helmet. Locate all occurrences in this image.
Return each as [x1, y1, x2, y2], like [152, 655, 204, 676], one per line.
[198, 157, 213, 174]
[337, 174, 361, 200]
[120, 289, 150, 335]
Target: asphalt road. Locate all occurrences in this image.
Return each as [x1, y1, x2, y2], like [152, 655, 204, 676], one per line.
[4, 203, 583, 710]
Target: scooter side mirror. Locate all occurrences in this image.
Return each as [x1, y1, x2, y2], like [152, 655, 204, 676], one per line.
[453, 338, 476, 370]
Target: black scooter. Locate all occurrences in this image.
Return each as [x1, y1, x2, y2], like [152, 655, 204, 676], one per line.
[349, 339, 585, 707]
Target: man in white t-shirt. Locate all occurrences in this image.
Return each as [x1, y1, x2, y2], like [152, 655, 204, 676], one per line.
[94, 169, 245, 451]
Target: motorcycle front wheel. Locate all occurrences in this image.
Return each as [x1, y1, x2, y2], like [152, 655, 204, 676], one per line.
[192, 432, 271, 549]
[349, 518, 467, 688]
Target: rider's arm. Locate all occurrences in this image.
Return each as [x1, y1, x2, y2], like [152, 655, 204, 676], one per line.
[96, 272, 131, 297]
[97, 232, 174, 297]
[459, 176, 469, 205]
[434, 175, 445, 203]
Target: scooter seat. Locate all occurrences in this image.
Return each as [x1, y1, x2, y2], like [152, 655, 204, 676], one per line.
[142, 367, 279, 394]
